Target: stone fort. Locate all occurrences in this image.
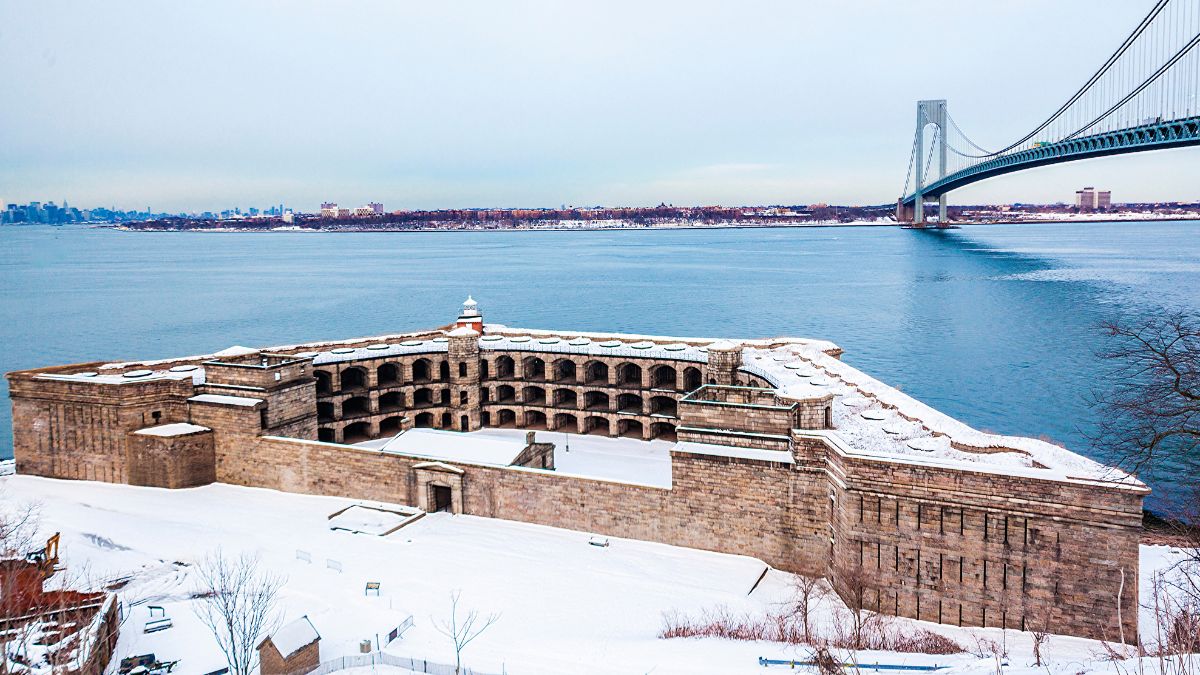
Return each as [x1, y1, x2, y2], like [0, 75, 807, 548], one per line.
[6, 298, 1148, 641]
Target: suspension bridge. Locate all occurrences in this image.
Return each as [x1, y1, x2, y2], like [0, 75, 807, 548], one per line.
[899, 0, 1200, 225]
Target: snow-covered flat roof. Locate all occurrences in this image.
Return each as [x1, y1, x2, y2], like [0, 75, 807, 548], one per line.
[133, 422, 211, 437]
[188, 393, 262, 407]
[738, 344, 1139, 485]
[357, 428, 527, 466]
[673, 441, 796, 465]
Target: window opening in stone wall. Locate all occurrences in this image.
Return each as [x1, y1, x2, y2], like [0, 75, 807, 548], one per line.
[459, 391, 468, 405]
[459, 362, 467, 377]
[460, 415, 469, 431]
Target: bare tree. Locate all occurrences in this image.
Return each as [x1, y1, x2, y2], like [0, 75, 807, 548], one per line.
[1093, 311, 1200, 475]
[192, 550, 285, 675]
[0, 487, 41, 559]
[433, 590, 500, 675]
[792, 574, 827, 646]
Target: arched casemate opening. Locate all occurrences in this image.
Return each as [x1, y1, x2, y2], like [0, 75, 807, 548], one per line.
[440, 389, 450, 405]
[440, 412, 451, 428]
[342, 396, 369, 418]
[649, 395, 677, 417]
[343, 421, 372, 444]
[618, 419, 644, 439]
[617, 363, 642, 387]
[524, 410, 547, 429]
[380, 416, 404, 435]
[379, 391, 405, 412]
[617, 393, 643, 414]
[553, 389, 578, 408]
[317, 401, 334, 423]
[650, 421, 677, 441]
[553, 359, 577, 383]
[583, 416, 611, 436]
[412, 358, 432, 383]
[554, 413, 578, 433]
[480, 360, 490, 380]
[415, 412, 435, 428]
[340, 366, 367, 392]
[497, 385, 516, 403]
[378, 363, 401, 386]
[523, 356, 546, 381]
[414, 388, 434, 406]
[439, 360, 450, 382]
[495, 356, 515, 379]
[522, 386, 546, 405]
[318, 427, 336, 442]
[584, 361, 608, 384]
[683, 366, 703, 393]
[315, 370, 333, 396]
[584, 391, 610, 411]
[650, 365, 677, 390]
[496, 409, 517, 428]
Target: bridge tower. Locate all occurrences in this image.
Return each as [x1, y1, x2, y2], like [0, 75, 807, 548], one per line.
[911, 99, 948, 226]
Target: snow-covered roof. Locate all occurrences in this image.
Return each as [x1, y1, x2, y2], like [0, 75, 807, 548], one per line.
[268, 615, 319, 657]
[37, 367, 204, 386]
[188, 394, 262, 407]
[358, 428, 527, 466]
[133, 423, 211, 437]
[477, 334, 709, 364]
[448, 326, 480, 337]
[674, 441, 795, 465]
[212, 345, 258, 357]
[737, 344, 1142, 486]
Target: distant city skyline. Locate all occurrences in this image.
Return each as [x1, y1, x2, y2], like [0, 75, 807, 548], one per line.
[2, 1, 1198, 212]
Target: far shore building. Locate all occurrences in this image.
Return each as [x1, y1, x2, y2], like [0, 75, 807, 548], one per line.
[5, 298, 1148, 642]
[1075, 186, 1112, 210]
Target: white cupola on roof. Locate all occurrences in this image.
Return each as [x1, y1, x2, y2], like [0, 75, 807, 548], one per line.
[455, 295, 484, 331]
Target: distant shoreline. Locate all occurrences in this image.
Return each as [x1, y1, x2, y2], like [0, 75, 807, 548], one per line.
[110, 220, 897, 234]
[107, 213, 1200, 233]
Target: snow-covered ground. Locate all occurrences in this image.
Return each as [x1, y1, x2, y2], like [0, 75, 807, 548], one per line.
[1, 475, 1191, 675]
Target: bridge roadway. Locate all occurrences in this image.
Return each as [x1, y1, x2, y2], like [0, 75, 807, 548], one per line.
[901, 114, 1200, 208]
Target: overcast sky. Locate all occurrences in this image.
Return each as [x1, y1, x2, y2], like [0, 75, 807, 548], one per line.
[1, 0, 1195, 212]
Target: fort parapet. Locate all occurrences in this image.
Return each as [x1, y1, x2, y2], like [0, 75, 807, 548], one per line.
[5, 298, 1147, 641]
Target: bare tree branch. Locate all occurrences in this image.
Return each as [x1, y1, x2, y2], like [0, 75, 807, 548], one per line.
[1091, 310, 1200, 476]
[433, 590, 500, 675]
[192, 549, 285, 675]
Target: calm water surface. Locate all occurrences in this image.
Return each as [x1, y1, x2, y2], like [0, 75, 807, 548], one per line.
[2, 222, 1198, 505]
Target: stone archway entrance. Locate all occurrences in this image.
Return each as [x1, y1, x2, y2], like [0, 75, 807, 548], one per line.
[413, 461, 465, 514]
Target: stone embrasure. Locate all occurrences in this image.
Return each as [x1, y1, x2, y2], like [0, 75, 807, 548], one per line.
[4, 298, 1147, 642]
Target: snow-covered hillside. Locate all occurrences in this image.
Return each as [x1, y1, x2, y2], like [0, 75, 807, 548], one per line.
[0, 475, 1192, 674]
